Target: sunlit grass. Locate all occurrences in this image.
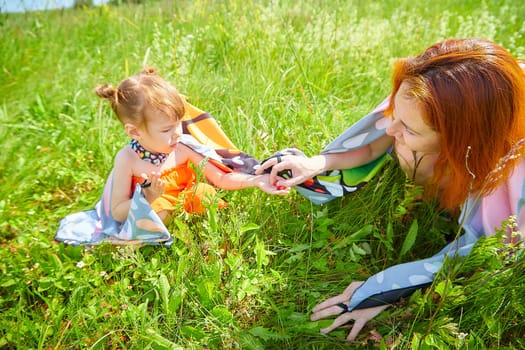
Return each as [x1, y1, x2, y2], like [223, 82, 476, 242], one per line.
[1, 0, 524, 348]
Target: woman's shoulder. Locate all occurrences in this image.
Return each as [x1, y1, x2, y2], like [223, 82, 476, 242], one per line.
[508, 156, 525, 188]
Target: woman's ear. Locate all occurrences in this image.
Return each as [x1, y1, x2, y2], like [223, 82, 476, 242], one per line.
[124, 123, 141, 140]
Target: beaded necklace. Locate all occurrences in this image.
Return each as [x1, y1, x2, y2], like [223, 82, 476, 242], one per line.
[129, 139, 168, 167]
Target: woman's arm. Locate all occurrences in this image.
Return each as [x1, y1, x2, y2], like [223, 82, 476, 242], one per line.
[255, 134, 394, 187]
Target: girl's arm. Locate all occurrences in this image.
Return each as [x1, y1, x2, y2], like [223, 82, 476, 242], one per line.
[109, 150, 135, 222]
[176, 143, 289, 194]
[109, 148, 165, 222]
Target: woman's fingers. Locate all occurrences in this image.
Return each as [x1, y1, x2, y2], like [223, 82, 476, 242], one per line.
[346, 318, 367, 341]
[311, 293, 349, 315]
[342, 281, 365, 294]
[310, 303, 346, 321]
[317, 304, 390, 341]
[320, 314, 366, 341]
[311, 281, 364, 314]
[254, 158, 276, 175]
[346, 305, 389, 340]
[320, 313, 355, 334]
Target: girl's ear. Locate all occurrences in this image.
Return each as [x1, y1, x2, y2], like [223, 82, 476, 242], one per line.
[124, 123, 141, 140]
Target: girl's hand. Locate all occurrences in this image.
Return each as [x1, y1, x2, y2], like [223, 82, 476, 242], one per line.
[257, 174, 290, 195]
[310, 281, 390, 341]
[141, 171, 165, 203]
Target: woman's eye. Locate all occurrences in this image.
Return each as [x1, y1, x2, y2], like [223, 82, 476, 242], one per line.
[403, 126, 415, 135]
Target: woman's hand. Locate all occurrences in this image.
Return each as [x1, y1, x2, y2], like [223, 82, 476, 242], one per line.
[141, 171, 166, 203]
[255, 154, 325, 188]
[310, 281, 389, 341]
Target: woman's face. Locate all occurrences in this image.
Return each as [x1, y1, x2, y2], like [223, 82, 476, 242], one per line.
[386, 82, 442, 183]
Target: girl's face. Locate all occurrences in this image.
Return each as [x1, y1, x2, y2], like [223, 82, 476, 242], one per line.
[137, 108, 182, 154]
[386, 82, 442, 183]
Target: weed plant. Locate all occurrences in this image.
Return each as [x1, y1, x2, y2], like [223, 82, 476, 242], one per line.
[1, 0, 524, 348]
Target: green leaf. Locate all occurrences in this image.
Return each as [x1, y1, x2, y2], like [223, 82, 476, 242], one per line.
[332, 224, 373, 250]
[144, 328, 183, 349]
[248, 326, 286, 341]
[400, 219, 418, 257]
[240, 223, 260, 233]
[350, 224, 374, 239]
[0, 279, 16, 288]
[180, 326, 206, 340]
[351, 243, 367, 256]
[168, 288, 185, 314]
[211, 306, 234, 324]
[312, 256, 328, 272]
[159, 273, 170, 313]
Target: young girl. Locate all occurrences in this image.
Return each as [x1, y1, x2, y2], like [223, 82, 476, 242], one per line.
[96, 67, 287, 223]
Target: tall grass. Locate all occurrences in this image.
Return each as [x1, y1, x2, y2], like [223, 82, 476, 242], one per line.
[1, 0, 524, 348]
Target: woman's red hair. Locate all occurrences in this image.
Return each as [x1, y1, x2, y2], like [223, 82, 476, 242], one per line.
[386, 38, 525, 210]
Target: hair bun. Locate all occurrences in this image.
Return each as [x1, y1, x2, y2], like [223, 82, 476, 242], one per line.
[95, 84, 118, 101]
[142, 66, 157, 75]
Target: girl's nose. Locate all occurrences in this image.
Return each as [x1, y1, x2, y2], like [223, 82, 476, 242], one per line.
[171, 131, 181, 143]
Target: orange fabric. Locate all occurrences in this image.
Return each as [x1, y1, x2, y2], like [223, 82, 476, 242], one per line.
[207, 158, 234, 174]
[181, 99, 237, 150]
[131, 164, 227, 214]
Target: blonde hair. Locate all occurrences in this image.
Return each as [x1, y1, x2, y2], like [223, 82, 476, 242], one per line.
[95, 67, 185, 128]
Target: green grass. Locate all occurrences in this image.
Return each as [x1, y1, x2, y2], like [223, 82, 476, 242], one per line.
[1, 0, 525, 348]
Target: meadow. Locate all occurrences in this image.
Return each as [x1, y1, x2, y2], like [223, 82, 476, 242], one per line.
[1, 0, 524, 348]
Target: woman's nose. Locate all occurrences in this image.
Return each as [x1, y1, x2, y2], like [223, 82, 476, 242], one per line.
[385, 119, 400, 137]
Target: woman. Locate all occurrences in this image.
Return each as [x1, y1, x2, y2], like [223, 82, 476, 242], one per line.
[256, 38, 525, 341]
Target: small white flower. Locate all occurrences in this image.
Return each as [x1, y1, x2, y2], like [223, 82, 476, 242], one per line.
[99, 271, 107, 277]
[458, 332, 468, 340]
[76, 261, 85, 268]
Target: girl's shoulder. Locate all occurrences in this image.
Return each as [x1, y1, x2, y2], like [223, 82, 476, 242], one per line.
[170, 143, 193, 165]
[114, 144, 137, 165]
[160, 150, 188, 171]
[114, 144, 155, 176]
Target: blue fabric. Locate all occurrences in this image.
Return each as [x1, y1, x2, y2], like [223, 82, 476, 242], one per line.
[294, 97, 524, 311]
[288, 97, 392, 204]
[56, 182, 172, 246]
[349, 223, 482, 310]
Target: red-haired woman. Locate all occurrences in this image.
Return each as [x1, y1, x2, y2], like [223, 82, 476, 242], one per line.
[256, 38, 525, 341]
